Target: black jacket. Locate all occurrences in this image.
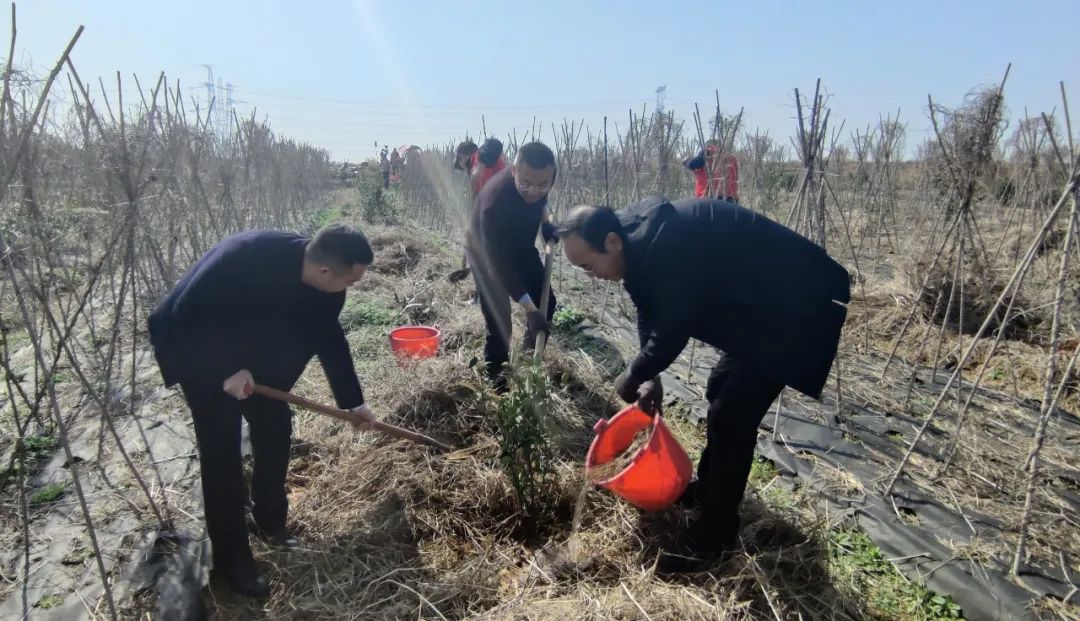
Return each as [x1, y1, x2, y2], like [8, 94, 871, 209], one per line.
[621, 197, 850, 399]
[147, 231, 365, 408]
[465, 167, 547, 301]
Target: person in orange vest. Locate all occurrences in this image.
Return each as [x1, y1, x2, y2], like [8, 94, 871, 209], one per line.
[454, 138, 507, 198]
[684, 141, 739, 203]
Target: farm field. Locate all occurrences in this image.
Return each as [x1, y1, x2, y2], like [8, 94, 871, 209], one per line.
[1, 6, 1079, 621]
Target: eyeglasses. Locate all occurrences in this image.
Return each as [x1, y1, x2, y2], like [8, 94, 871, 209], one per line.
[515, 180, 552, 193]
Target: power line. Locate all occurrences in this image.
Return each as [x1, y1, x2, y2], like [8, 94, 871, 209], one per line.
[234, 101, 548, 119]
[237, 88, 647, 111]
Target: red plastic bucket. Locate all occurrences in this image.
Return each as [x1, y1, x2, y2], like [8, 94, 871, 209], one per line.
[389, 326, 441, 360]
[585, 405, 692, 511]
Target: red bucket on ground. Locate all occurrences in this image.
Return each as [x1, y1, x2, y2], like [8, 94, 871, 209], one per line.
[389, 326, 441, 360]
[585, 404, 692, 511]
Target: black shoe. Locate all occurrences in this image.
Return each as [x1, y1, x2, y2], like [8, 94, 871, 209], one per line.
[217, 556, 271, 598]
[655, 521, 736, 575]
[489, 373, 509, 395]
[247, 514, 299, 549]
[257, 527, 299, 549]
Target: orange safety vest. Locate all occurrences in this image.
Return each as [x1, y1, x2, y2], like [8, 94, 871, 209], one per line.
[694, 154, 739, 201]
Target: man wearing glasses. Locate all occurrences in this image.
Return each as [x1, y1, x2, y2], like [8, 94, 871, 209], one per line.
[556, 198, 849, 572]
[464, 141, 559, 390]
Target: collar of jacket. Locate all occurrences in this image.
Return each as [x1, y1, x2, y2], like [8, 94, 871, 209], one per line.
[619, 195, 675, 285]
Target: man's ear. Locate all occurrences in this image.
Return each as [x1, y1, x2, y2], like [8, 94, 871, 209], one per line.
[605, 232, 622, 254]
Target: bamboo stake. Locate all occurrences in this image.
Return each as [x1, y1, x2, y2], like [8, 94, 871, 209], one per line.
[885, 173, 1078, 496]
[1013, 185, 1077, 575]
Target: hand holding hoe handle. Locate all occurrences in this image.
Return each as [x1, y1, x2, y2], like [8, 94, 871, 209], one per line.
[251, 384, 452, 452]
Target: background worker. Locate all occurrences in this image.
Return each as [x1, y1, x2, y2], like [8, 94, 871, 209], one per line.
[684, 140, 740, 203]
[454, 137, 507, 198]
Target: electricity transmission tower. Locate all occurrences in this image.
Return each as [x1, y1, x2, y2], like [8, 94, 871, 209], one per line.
[199, 64, 240, 138]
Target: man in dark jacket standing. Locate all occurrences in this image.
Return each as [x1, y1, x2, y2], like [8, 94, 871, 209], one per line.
[148, 224, 376, 597]
[558, 198, 849, 571]
[465, 141, 559, 388]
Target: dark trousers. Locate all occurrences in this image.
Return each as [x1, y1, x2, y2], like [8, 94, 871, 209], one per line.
[180, 382, 292, 568]
[695, 354, 784, 544]
[473, 252, 556, 381]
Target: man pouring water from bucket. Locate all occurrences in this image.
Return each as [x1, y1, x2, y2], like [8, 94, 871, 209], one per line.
[557, 197, 850, 572]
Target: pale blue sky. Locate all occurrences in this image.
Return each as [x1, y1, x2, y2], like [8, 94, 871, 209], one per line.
[10, 1, 1079, 162]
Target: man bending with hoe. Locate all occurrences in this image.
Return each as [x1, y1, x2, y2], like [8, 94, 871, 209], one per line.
[465, 141, 559, 390]
[148, 224, 377, 597]
[557, 197, 849, 572]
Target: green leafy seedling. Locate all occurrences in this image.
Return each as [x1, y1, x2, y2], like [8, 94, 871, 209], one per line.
[493, 363, 558, 525]
[30, 483, 65, 505]
[36, 594, 63, 609]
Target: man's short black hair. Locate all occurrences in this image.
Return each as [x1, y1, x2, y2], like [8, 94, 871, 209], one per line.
[556, 205, 624, 252]
[516, 141, 556, 170]
[306, 224, 374, 271]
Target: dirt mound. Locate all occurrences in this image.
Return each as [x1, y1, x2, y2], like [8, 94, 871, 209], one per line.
[366, 227, 440, 276]
[392, 382, 483, 445]
[439, 314, 485, 353]
[373, 239, 423, 275]
[904, 258, 1042, 341]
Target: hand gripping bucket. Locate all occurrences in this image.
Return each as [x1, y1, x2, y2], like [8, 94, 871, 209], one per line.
[585, 405, 693, 511]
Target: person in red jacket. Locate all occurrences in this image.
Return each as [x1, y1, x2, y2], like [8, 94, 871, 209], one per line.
[684, 141, 739, 203]
[455, 137, 507, 198]
[452, 138, 511, 289]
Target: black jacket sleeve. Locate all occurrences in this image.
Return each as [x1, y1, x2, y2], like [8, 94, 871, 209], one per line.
[315, 297, 365, 409]
[541, 221, 558, 245]
[635, 305, 652, 350]
[683, 151, 706, 171]
[626, 242, 694, 386]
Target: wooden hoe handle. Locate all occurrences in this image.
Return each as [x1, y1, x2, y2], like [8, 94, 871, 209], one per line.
[251, 384, 452, 453]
